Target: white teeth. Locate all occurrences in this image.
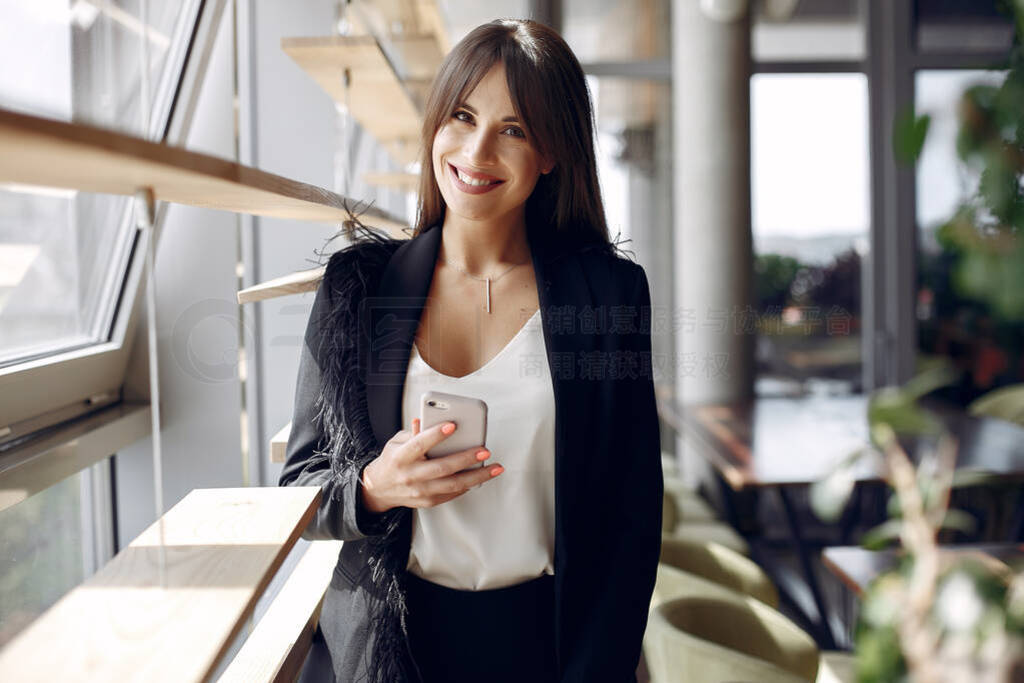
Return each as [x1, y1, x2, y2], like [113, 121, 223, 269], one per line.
[456, 168, 495, 186]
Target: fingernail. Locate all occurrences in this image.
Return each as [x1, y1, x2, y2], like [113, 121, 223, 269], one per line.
[476, 450, 490, 461]
[442, 422, 456, 434]
[490, 466, 504, 477]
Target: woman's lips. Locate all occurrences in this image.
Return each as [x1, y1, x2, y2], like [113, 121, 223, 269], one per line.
[449, 163, 504, 195]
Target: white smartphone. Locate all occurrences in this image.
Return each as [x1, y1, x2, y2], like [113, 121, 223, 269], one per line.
[420, 390, 488, 467]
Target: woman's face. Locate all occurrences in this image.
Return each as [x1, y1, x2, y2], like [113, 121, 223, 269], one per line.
[431, 62, 551, 226]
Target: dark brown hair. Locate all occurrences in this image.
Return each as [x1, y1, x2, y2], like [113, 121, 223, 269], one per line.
[413, 19, 610, 248]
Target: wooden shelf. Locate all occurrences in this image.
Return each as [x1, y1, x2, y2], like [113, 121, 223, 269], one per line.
[0, 108, 407, 229]
[0, 486, 321, 682]
[271, 422, 292, 463]
[219, 539, 342, 682]
[282, 36, 423, 166]
[348, 0, 451, 56]
[238, 268, 325, 305]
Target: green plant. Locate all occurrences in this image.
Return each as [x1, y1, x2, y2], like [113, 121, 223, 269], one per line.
[812, 366, 1024, 681]
[902, 1, 1024, 323]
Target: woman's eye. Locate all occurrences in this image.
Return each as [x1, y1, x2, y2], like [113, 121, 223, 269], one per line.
[503, 126, 526, 139]
[453, 111, 472, 123]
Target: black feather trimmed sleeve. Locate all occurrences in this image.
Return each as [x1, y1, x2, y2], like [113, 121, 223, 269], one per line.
[278, 230, 404, 542]
[278, 277, 392, 541]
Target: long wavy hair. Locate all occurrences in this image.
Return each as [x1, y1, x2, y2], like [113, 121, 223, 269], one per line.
[413, 19, 610, 248]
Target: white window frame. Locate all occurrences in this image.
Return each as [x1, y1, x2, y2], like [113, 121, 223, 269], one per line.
[0, 0, 213, 446]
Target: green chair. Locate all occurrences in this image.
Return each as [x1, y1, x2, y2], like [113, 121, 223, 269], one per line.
[664, 474, 718, 516]
[968, 383, 1024, 427]
[659, 536, 779, 608]
[661, 470, 748, 555]
[664, 520, 750, 556]
[646, 565, 855, 683]
[663, 489, 719, 525]
[650, 563, 749, 613]
[662, 451, 679, 478]
[644, 594, 820, 683]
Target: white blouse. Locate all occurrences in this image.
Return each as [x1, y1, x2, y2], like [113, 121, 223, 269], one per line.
[400, 308, 556, 590]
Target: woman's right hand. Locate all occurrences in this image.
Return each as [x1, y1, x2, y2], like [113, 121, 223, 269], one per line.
[359, 418, 503, 513]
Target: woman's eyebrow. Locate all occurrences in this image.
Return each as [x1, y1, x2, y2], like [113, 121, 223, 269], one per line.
[460, 103, 520, 123]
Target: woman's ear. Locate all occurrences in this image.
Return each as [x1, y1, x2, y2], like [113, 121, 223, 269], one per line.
[540, 154, 557, 176]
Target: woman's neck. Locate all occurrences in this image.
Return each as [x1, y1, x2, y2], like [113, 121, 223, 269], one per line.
[438, 210, 531, 277]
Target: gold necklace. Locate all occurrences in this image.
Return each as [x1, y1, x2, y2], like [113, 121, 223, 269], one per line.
[439, 255, 529, 313]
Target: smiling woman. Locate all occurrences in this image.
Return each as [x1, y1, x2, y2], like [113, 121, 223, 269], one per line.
[281, 18, 662, 683]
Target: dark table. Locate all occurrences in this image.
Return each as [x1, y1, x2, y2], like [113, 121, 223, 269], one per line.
[656, 392, 1024, 649]
[664, 394, 1024, 490]
[823, 543, 1024, 596]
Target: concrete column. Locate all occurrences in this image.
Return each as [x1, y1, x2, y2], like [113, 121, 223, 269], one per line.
[672, 0, 755, 406]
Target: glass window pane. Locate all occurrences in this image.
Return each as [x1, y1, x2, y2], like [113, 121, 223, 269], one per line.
[915, 69, 1020, 406]
[914, 0, 1015, 54]
[0, 0, 199, 368]
[751, 73, 870, 392]
[563, 0, 669, 62]
[753, 0, 864, 63]
[0, 471, 89, 648]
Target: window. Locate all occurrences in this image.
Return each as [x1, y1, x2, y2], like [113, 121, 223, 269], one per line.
[0, 0, 199, 370]
[915, 69, 1020, 406]
[0, 0, 200, 440]
[753, 0, 864, 62]
[0, 464, 112, 647]
[914, 0, 1015, 54]
[750, 73, 870, 392]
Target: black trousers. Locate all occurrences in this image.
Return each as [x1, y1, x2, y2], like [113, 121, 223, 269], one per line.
[404, 571, 558, 683]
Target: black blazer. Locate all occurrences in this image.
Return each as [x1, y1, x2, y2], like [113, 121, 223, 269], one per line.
[280, 224, 663, 682]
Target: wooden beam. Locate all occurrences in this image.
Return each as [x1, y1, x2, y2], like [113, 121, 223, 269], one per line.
[415, 0, 451, 54]
[0, 487, 322, 682]
[0, 108, 406, 227]
[388, 34, 443, 81]
[282, 36, 422, 166]
[218, 540, 343, 683]
[237, 268, 324, 305]
[348, 0, 450, 55]
[271, 422, 292, 464]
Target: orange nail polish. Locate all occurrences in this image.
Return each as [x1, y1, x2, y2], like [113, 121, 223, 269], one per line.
[442, 422, 456, 434]
[490, 466, 504, 476]
[476, 450, 490, 461]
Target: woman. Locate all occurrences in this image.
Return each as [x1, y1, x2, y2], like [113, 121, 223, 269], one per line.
[280, 18, 663, 683]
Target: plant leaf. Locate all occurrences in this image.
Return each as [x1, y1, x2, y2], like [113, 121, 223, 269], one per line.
[861, 519, 903, 550]
[894, 109, 932, 165]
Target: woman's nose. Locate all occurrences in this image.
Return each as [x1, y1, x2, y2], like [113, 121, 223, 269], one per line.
[464, 128, 495, 165]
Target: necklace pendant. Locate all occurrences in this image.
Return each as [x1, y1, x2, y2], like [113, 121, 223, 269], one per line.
[485, 278, 491, 314]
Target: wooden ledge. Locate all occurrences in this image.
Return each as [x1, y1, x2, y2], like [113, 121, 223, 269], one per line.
[0, 486, 321, 682]
[218, 539, 342, 682]
[0, 108, 404, 226]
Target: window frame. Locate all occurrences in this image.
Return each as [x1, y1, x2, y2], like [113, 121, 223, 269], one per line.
[752, 0, 1010, 392]
[0, 0, 206, 443]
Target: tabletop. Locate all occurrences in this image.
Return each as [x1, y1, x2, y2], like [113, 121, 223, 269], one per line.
[657, 392, 1024, 490]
